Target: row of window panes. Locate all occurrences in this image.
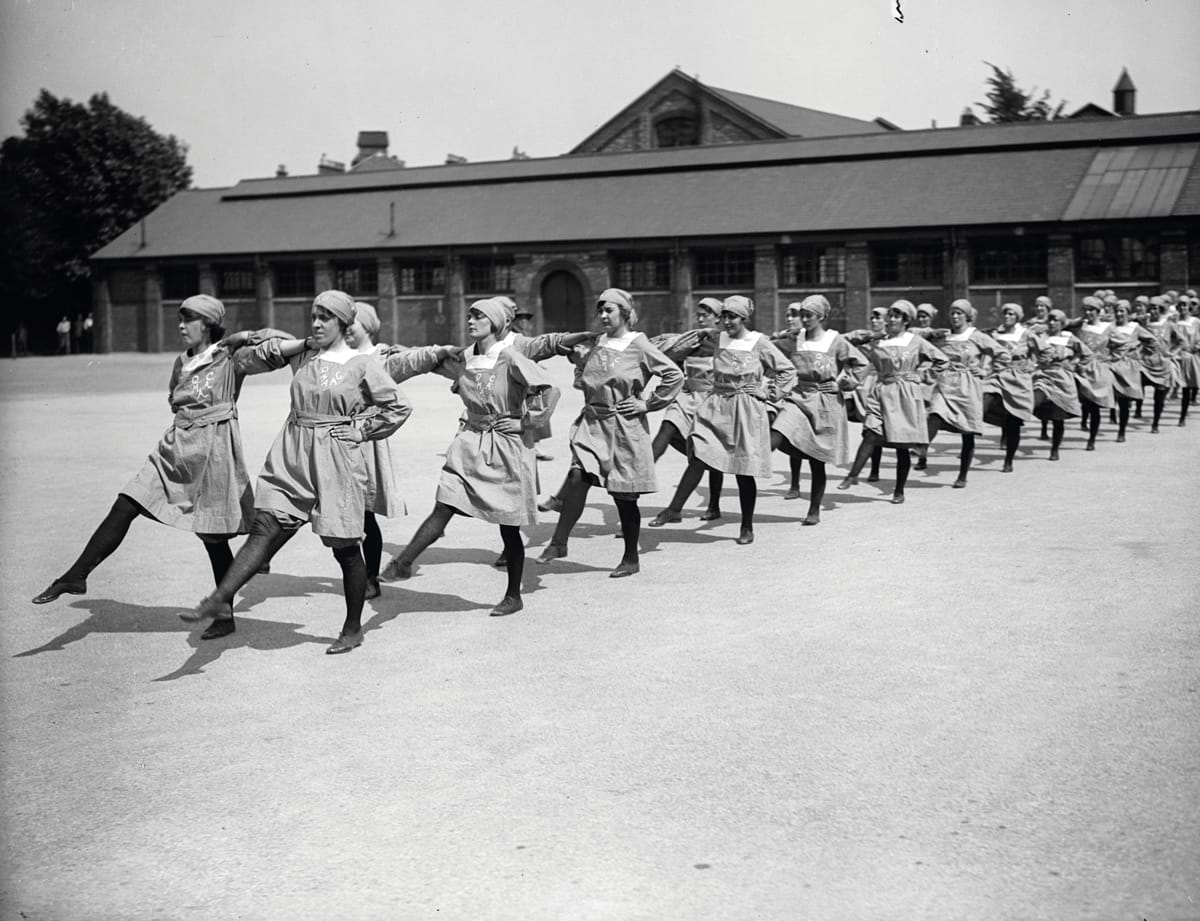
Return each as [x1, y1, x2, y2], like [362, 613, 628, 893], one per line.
[160, 234, 1166, 301]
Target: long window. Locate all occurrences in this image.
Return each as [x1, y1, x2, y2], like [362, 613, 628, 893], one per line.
[160, 265, 199, 301]
[271, 262, 314, 298]
[779, 245, 846, 287]
[872, 242, 944, 286]
[332, 259, 379, 296]
[613, 252, 671, 290]
[694, 248, 755, 288]
[465, 256, 514, 294]
[396, 259, 447, 295]
[1075, 235, 1159, 282]
[217, 264, 256, 298]
[971, 238, 1047, 284]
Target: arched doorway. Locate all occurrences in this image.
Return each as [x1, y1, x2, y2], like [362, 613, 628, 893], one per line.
[540, 270, 586, 333]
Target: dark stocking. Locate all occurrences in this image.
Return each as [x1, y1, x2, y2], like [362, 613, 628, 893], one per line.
[1050, 420, 1064, 457]
[331, 544, 366, 636]
[614, 497, 640, 566]
[736, 475, 756, 530]
[958, 434, 975, 482]
[1134, 398, 1143, 419]
[1151, 387, 1166, 430]
[706, 471, 724, 515]
[1040, 418, 1049, 440]
[894, 448, 911, 495]
[652, 422, 685, 460]
[789, 455, 802, 492]
[1182, 388, 1196, 424]
[868, 445, 883, 481]
[662, 459, 706, 517]
[60, 495, 143, 583]
[1083, 401, 1101, 446]
[806, 460, 826, 521]
[210, 511, 296, 605]
[1003, 419, 1021, 467]
[500, 525, 524, 598]
[202, 540, 234, 587]
[846, 433, 880, 480]
[362, 512, 382, 580]
[549, 469, 591, 548]
[1117, 397, 1131, 439]
[397, 503, 455, 567]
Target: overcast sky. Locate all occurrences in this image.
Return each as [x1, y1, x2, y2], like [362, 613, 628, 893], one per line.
[2, 0, 1197, 189]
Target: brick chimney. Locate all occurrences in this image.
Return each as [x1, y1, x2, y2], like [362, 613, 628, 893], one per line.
[1113, 69, 1136, 116]
[959, 108, 980, 127]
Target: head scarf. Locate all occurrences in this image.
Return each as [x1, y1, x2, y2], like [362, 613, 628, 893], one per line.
[1001, 302, 1025, 321]
[469, 297, 509, 334]
[915, 302, 937, 319]
[494, 296, 518, 325]
[1048, 309, 1068, 325]
[1035, 296, 1052, 308]
[798, 294, 830, 319]
[180, 294, 225, 325]
[353, 302, 380, 338]
[949, 298, 976, 322]
[722, 295, 754, 320]
[889, 299, 917, 324]
[697, 297, 723, 314]
[313, 290, 356, 325]
[598, 288, 636, 326]
[1081, 296, 1101, 309]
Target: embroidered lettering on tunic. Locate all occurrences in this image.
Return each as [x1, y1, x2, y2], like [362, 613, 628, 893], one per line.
[318, 362, 347, 390]
[189, 369, 216, 400]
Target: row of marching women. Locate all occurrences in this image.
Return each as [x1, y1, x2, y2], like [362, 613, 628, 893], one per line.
[31, 286, 1197, 655]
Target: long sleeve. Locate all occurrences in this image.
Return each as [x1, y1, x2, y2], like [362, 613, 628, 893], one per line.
[760, 338, 797, 396]
[917, 336, 949, 374]
[638, 338, 684, 412]
[232, 338, 295, 376]
[382, 344, 450, 382]
[358, 362, 413, 441]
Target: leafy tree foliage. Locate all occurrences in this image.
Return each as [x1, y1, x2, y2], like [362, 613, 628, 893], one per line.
[974, 63, 1066, 123]
[0, 90, 192, 346]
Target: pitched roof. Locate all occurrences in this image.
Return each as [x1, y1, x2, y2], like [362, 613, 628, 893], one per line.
[92, 112, 1200, 262]
[707, 85, 886, 137]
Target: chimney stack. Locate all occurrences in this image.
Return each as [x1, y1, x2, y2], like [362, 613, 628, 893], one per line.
[959, 107, 980, 127]
[1113, 68, 1136, 116]
[353, 131, 390, 168]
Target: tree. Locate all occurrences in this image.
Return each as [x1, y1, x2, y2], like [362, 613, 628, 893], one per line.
[973, 63, 1067, 124]
[0, 90, 192, 349]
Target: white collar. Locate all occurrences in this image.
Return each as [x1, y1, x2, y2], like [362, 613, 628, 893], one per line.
[466, 339, 506, 370]
[316, 342, 358, 365]
[181, 343, 220, 374]
[948, 326, 976, 341]
[799, 328, 836, 352]
[723, 330, 761, 351]
[600, 331, 638, 351]
[881, 331, 914, 347]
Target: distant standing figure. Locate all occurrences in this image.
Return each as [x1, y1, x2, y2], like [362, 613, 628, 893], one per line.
[83, 313, 95, 353]
[56, 316, 70, 354]
[71, 315, 84, 354]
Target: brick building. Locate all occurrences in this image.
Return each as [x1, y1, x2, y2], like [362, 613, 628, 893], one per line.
[90, 70, 1200, 352]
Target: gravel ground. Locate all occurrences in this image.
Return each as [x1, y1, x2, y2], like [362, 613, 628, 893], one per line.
[1, 352, 1197, 921]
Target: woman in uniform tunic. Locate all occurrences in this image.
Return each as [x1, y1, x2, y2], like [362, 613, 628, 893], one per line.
[1074, 297, 1115, 451]
[1175, 298, 1200, 425]
[376, 299, 559, 616]
[184, 290, 411, 655]
[32, 296, 295, 637]
[1144, 302, 1183, 433]
[538, 288, 683, 577]
[1031, 310, 1090, 461]
[650, 296, 795, 544]
[982, 303, 1038, 472]
[925, 298, 1000, 488]
[844, 306, 888, 482]
[769, 295, 865, 525]
[345, 302, 403, 600]
[1107, 301, 1161, 443]
[647, 297, 726, 526]
[839, 300, 947, 503]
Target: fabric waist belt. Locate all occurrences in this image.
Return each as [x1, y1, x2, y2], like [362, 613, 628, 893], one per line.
[289, 410, 357, 428]
[464, 411, 519, 432]
[174, 402, 237, 429]
[876, 372, 922, 384]
[794, 380, 837, 394]
[583, 403, 617, 420]
[712, 381, 761, 394]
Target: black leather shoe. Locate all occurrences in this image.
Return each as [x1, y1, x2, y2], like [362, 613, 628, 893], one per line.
[181, 595, 232, 624]
[736, 529, 755, 545]
[493, 553, 508, 568]
[380, 557, 412, 581]
[200, 616, 236, 640]
[32, 578, 86, 604]
[609, 560, 639, 578]
[489, 596, 523, 617]
[326, 630, 363, 655]
[537, 543, 567, 563]
[364, 578, 382, 600]
[648, 510, 681, 527]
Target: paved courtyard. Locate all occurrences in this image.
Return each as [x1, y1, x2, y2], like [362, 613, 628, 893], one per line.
[1, 353, 1197, 920]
